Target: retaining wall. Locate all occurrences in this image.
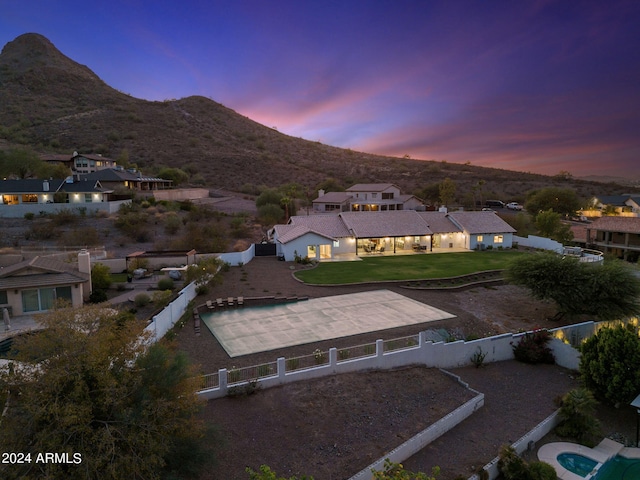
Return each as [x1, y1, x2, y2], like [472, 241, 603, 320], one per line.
[144, 282, 198, 342]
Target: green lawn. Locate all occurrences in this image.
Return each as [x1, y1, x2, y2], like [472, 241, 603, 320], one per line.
[294, 250, 525, 285]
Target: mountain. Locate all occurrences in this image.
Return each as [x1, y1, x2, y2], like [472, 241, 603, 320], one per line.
[0, 33, 625, 200]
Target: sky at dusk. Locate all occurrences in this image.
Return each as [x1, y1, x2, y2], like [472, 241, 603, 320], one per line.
[2, 1, 640, 178]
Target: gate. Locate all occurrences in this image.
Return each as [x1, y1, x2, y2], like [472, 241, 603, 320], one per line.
[254, 243, 276, 256]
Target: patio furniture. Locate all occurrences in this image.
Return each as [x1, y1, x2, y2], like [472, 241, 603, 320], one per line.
[216, 298, 224, 307]
[206, 300, 215, 310]
[227, 297, 235, 307]
[237, 296, 244, 306]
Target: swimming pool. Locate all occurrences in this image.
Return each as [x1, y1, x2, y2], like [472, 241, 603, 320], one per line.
[557, 452, 598, 477]
[538, 440, 640, 480]
[594, 455, 640, 480]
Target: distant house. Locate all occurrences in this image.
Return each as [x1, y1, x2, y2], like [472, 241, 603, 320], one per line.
[80, 167, 172, 192]
[312, 183, 423, 213]
[0, 253, 91, 316]
[0, 177, 137, 218]
[583, 194, 640, 218]
[270, 210, 515, 261]
[41, 152, 118, 174]
[586, 216, 640, 261]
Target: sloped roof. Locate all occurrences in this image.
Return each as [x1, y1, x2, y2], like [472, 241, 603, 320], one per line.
[0, 256, 89, 290]
[418, 212, 462, 233]
[313, 191, 352, 203]
[273, 224, 336, 244]
[339, 211, 432, 237]
[346, 183, 397, 192]
[0, 179, 64, 193]
[588, 216, 640, 234]
[80, 168, 171, 183]
[286, 214, 352, 238]
[596, 195, 632, 206]
[447, 211, 517, 234]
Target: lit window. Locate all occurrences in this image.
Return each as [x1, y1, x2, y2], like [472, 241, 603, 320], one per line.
[477, 235, 484, 242]
[333, 240, 340, 247]
[494, 235, 503, 244]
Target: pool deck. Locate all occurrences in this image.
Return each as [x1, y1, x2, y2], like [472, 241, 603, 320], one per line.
[200, 289, 456, 357]
[538, 438, 640, 479]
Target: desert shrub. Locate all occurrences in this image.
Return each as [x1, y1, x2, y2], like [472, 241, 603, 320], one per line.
[164, 213, 181, 234]
[89, 289, 108, 304]
[512, 330, 555, 364]
[24, 212, 34, 220]
[498, 445, 555, 480]
[134, 293, 151, 307]
[555, 388, 600, 446]
[152, 290, 173, 308]
[157, 278, 174, 291]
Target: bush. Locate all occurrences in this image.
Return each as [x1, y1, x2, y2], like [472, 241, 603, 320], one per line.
[23, 212, 35, 220]
[89, 289, 108, 303]
[498, 445, 556, 480]
[512, 330, 555, 364]
[157, 278, 174, 291]
[134, 293, 151, 307]
[555, 388, 600, 445]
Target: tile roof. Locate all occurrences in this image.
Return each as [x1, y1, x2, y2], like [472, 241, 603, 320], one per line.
[339, 211, 432, 237]
[447, 211, 517, 234]
[286, 214, 352, 238]
[313, 191, 352, 203]
[417, 212, 461, 233]
[0, 256, 89, 290]
[80, 168, 170, 183]
[588, 216, 640, 233]
[273, 225, 335, 244]
[346, 183, 396, 192]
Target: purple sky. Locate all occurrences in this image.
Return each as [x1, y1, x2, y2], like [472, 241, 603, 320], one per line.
[2, 1, 640, 178]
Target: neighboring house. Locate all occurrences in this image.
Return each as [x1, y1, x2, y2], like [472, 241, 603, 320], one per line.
[585, 216, 640, 261]
[0, 178, 125, 218]
[582, 194, 640, 218]
[41, 152, 118, 174]
[312, 184, 423, 213]
[0, 253, 91, 316]
[80, 167, 173, 192]
[270, 210, 515, 261]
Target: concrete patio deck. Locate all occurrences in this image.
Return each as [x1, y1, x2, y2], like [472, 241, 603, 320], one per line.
[200, 289, 456, 357]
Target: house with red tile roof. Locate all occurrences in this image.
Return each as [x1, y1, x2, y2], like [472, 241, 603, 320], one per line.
[586, 216, 640, 261]
[270, 210, 515, 261]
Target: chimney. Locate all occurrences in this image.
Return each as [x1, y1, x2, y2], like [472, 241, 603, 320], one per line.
[318, 189, 325, 197]
[43, 180, 49, 192]
[77, 249, 92, 297]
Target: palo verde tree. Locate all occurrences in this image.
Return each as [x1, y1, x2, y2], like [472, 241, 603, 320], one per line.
[0, 305, 212, 480]
[580, 323, 640, 406]
[506, 253, 640, 321]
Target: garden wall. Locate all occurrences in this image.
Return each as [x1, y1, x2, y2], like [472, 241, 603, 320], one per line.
[513, 235, 563, 253]
[144, 281, 198, 342]
[197, 323, 588, 401]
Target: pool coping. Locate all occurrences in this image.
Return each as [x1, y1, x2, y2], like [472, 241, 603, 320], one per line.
[537, 438, 639, 479]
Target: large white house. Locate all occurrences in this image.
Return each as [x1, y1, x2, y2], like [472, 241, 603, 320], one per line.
[270, 210, 516, 261]
[312, 183, 423, 213]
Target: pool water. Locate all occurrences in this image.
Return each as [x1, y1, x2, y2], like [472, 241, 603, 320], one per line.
[594, 455, 640, 480]
[557, 452, 598, 477]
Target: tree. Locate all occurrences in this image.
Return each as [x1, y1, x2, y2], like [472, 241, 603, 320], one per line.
[438, 178, 456, 207]
[257, 203, 285, 225]
[580, 324, 640, 406]
[157, 167, 189, 186]
[506, 253, 640, 321]
[524, 187, 581, 217]
[90, 262, 112, 291]
[0, 305, 212, 480]
[534, 209, 574, 243]
[0, 148, 42, 178]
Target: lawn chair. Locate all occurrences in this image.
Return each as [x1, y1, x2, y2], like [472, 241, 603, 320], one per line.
[206, 300, 214, 310]
[227, 297, 235, 307]
[237, 296, 244, 306]
[216, 298, 224, 307]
